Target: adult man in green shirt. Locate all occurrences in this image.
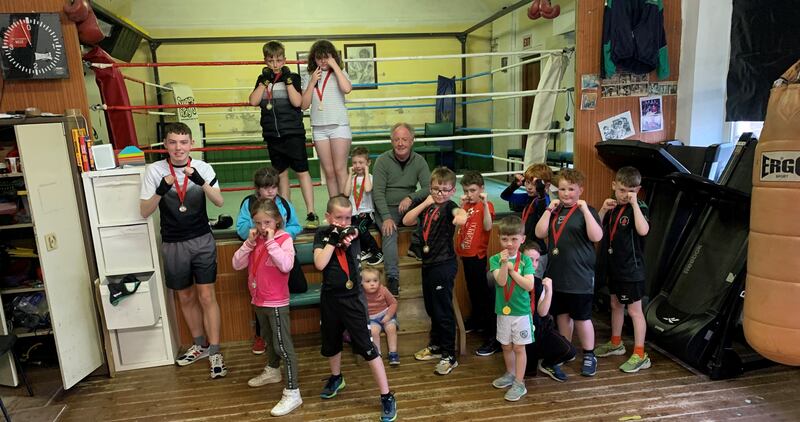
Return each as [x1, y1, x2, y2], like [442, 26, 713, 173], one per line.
[372, 123, 431, 295]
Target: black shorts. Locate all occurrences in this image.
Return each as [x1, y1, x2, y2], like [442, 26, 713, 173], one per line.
[265, 134, 309, 173]
[609, 279, 645, 305]
[551, 291, 593, 321]
[161, 232, 217, 290]
[320, 292, 379, 361]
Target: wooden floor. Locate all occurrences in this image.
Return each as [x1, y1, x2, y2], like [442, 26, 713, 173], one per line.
[42, 327, 800, 422]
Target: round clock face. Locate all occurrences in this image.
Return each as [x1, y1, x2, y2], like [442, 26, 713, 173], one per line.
[1, 13, 69, 80]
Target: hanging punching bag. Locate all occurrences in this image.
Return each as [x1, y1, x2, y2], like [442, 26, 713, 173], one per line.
[745, 59, 800, 365]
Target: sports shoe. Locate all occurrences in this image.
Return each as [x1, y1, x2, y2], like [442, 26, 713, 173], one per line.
[175, 344, 208, 366]
[620, 353, 651, 373]
[209, 353, 228, 379]
[414, 346, 442, 361]
[581, 353, 598, 377]
[538, 362, 568, 382]
[366, 251, 385, 266]
[320, 375, 346, 399]
[595, 341, 626, 357]
[387, 277, 399, 296]
[504, 380, 527, 402]
[434, 356, 458, 375]
[252, 336, 266, 355]
[248, 365, 282, 387]
[492, 372, 515, 389]
[271, 388, 303, 416]
[475, 339, 501, 357]
[358, 250, 373, 261]
[406, 248, 422, 261]
[304, 212, 320, 230]
[388, 352, 400, 366]
[380, 392, 398, 422]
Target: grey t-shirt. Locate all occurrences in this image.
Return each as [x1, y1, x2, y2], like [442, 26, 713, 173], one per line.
[301, 69, 350, 126]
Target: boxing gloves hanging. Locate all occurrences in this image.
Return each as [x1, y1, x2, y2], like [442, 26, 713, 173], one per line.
[64, 0, 105, 45]
[528, 0, 560, 20]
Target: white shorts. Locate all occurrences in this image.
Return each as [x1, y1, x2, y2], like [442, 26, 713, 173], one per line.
[496, 314, 534, 346]
[312, 124, 352, 141]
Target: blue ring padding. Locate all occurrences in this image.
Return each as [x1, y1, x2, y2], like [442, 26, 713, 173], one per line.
[351, 128, 424, 135]
[350, 71, 493, 88]
[455, 149, 495, 159]
[348, 98, 492, 111]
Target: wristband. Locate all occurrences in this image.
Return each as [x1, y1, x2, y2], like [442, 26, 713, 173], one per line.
[187, 170, 206, 186]
[155, 177, 172, 196]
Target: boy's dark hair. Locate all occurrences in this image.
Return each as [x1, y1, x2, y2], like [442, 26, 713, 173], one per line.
[307, 40, 343, 73]
[326, 194, 352, 213]
[498, 215, 525, 236]
[460, 170, 484, 187]
[253, 167, 279, 188]
[520, 240, 541, 255]
[351, 146, 370, 160]
[251, 197, 284, 229]
[262, 41, 285, 58]
[615, 166, 642, 187]
[431, 166, 456, 187]
[163, 122, 192, 139]
[524, 163, 553, 184]
[557, 168, 586, 187]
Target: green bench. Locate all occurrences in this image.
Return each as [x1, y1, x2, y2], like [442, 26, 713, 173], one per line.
[289, 241, 321, 307]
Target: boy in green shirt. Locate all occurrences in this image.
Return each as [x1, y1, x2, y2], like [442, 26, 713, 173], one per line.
[489, 216, 535, 402]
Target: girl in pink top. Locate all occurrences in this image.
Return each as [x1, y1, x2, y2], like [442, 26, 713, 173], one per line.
[361, 267, 400, 365]
[232, 198, 302, 416]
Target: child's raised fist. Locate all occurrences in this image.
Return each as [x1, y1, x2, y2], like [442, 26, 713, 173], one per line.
[602, 198, 617, 210]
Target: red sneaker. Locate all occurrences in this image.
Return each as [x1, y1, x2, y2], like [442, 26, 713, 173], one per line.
[252, 336, 266, 355]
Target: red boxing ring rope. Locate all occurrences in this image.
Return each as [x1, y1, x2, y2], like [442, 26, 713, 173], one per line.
[142, 143, 314, 153]
[99, 59, 306, 68]
[101, 102, 251, 111]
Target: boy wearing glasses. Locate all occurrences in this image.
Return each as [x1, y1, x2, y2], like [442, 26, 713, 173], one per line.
[402, 167, 468, 375]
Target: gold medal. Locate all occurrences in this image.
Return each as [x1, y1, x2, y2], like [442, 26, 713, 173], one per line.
[318, 104, 324, 111]
[552, 247, 559, 255]
[502, 306, 511, 315]
[423, 245, 430, 254]
[179, 205, 187, 213]
[345, 280, 354, 289]
[266, 102, 273, 110]
[608, 247, 613, 255]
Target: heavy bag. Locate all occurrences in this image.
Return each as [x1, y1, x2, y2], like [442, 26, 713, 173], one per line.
[745, 58, 800, 365]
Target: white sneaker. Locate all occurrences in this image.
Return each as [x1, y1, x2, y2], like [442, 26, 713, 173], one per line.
[271, 388, 303, 416]
[175, 344, 208, 366]
[209, 353, 228, 379]
[248, 365, 282, 387]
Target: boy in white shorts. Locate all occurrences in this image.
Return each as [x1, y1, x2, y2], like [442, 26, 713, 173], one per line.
[488, 216, 535, 402]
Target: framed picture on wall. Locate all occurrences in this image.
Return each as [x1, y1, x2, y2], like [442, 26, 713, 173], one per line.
[345, 43, 377, 89]
[296, 51, 309, 74]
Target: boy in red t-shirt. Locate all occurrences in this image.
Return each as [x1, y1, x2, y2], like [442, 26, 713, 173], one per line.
[455, 171, 497, 356]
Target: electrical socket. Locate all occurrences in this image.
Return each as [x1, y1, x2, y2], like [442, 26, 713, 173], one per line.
[45, 233, 57, 251]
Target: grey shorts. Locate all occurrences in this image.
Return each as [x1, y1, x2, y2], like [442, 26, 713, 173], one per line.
[161, 232, 217, 290]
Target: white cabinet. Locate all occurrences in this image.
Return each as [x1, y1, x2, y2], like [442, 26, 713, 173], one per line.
[82, 168, 179, 371]
[0, 120, 104, 390]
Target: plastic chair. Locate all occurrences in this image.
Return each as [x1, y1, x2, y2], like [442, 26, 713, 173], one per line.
[415, 122, 455, 168]
[0, 334, 34, 422]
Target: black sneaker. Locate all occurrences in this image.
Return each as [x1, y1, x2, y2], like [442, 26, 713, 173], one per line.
[320, 374, 346, 399]
[304, 212, 320, 230]
[406, 248, 422, 261]
[387, 277, 399, 296]
[380, 392, 397, 421]
[366, 251, 384, 266]
[538, 362, 568, 382]
[475, 339, 501, 357]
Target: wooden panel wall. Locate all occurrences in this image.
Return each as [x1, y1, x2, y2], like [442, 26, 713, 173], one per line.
[574, 0, 682, 207]
[0, 1, 91, 121]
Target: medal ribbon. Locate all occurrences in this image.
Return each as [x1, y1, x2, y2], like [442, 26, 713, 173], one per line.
[503, 256, 523, 304]
[314, 71, 332, 105]
[352, 175, 366, 210]
[609, 204, 628, 245]
[521, 197, 539, 225]
[335, 248, 351, 282]
[167, 157, 191, 207]
[249, 238, 268, 281]
[456, 203, 475, 246]
[422, 205, 441, 246]
[550, 205, 580, 251]
[264, 71, 282, 103]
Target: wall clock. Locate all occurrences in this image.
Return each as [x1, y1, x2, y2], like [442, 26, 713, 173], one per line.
[1, 13, 69, 80]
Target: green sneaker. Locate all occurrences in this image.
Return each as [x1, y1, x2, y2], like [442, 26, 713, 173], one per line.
[595, 341, 626, 357]
[504, 380, 527, 402]
[620, 353, 651, 373]
[304, 213, 320, 230]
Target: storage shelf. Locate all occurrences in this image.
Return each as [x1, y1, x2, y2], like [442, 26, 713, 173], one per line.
[0, 223, 33, 231]
[12, 327, 53, 338]
[1, 285, 45, 294]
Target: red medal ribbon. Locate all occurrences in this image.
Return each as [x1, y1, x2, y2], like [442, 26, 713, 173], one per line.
[249, 239, 268, 281]
[352, 175, 366, 210]
[550, 204, 580, 252]
[335, 248, 351, 281]
[521, 197, 540, 225]
[314, 71, 332, 105]
[264, 72, 282, 103]
[609, 204, 628, 244]
[503, 255, 523, 304]
[167, 157, 191, 207]
[422, 205, 441, 246]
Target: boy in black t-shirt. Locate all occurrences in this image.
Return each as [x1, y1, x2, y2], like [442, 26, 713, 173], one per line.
[535, 169, 603, 377]
[313, 196, 396, 422]
[595, 166, 651, 373]
[402, 167, 467, 375]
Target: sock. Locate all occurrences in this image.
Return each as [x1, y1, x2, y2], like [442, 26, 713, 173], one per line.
[633, 345, 645, 358]
[583, 349, 594, 356]
[193, 336, 207, 347]
[331, 373, 342, 380]
[381, 392, 393, 399]
[611, 336, 622, 346]
[207, 344, 220, 355]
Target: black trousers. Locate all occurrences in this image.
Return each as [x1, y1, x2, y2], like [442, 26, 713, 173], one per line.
[352, 213, 381, 254]
[525, 315, 576, 375]
[422, 261, 457, 358]
[461, 256, 496, 338]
